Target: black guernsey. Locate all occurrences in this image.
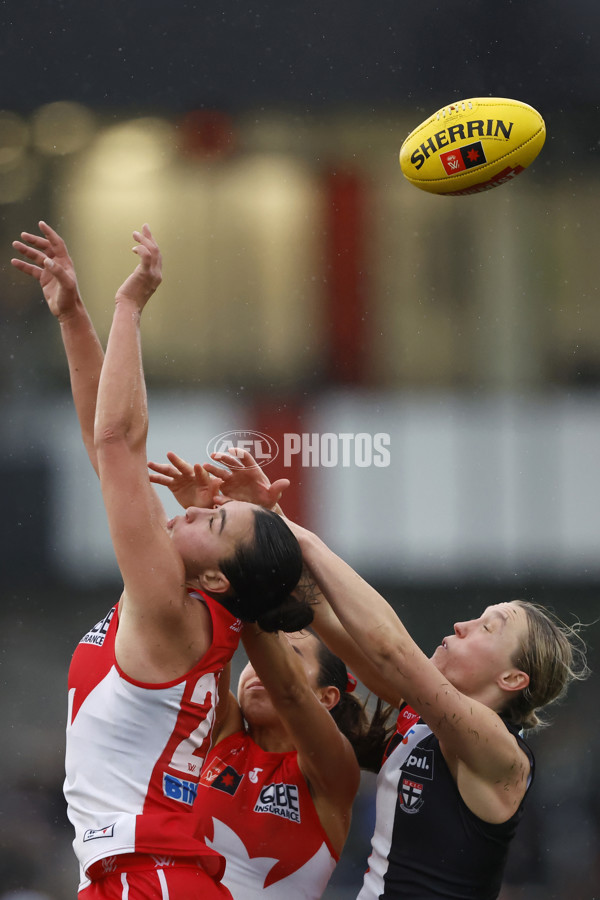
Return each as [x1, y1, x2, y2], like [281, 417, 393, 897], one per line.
[357, 704, 534, 899]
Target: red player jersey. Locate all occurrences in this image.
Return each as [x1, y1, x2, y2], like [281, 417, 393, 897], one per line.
[194, 731, 338, 898]
[64, 591, 242, 891]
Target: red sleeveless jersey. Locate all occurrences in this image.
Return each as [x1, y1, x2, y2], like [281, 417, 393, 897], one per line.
[194, 731, 338, 899]
[64, 592, 242, 891]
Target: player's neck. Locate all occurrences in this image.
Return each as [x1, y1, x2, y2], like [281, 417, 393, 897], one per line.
[247, 721, 295, 754]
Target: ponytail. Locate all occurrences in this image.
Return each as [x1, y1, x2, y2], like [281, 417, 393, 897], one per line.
[219, 509, 305, 630]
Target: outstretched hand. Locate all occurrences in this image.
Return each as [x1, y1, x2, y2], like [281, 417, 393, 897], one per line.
[148, 451, 224, 510]
[115, 224, 162, 310]
[11, 221, 81, 320]
[203, 447, 290, 509]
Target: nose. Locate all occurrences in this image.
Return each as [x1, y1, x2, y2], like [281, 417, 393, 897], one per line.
[454, 621, 467, 638]
[184, 506, 203, 522]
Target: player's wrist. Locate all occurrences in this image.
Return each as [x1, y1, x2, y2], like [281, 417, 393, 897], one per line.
[56, 296, 85, 324]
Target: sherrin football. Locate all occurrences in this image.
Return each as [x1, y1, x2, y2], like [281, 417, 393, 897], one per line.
[399, 97, 546, 196]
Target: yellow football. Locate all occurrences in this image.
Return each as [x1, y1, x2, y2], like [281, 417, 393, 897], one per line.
[399, 97, 546, 196]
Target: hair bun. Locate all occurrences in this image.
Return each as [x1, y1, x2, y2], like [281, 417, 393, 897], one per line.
[255, 595, 314, 633]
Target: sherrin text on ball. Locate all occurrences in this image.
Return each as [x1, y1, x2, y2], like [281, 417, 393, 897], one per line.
[399, 97, 546, 196]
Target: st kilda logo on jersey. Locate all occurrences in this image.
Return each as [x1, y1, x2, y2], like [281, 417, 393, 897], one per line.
[398, 747, 434, 815]
[399, 778, 425, 814]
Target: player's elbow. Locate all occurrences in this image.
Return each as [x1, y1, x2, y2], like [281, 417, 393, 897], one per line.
[368, 627, 416, 678]
[94, 418, 147, 453]
[368, 624, 402, 662]
[94, 420, 128, 449]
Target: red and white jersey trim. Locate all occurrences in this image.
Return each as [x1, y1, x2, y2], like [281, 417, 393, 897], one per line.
[64, 595, 240, 890]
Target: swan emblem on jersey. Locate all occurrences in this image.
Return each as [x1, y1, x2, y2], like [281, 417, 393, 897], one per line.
[206, 818, 335, 894]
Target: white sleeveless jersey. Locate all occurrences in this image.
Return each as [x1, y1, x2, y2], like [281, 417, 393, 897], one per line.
[64, 594, 241, 890]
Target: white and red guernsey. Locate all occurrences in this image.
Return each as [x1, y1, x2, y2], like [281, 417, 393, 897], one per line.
[195, 731, 338, 899]
[64, 591, 242, 891]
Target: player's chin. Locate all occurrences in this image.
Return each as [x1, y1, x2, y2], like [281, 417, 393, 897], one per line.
[430, 645, 446, 669]
[241, 692, 276, 720]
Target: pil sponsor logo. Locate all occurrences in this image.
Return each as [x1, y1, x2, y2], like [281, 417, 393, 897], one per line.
[79, 607, 115, 647]
[440, 141, 487, 174]
[83, 823, 116, 842]
[254, 782, 301, 823]
[410, 118, 514, 170]
[200, 757, 244, 796]
[402, 747, 434, 782]
[163, 772, 198, 806]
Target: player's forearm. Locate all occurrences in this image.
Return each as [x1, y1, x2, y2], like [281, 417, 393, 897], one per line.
[59, 304, 104, 473]
[298, 530, 415, 703]
[309, 591, 397, 704]
[242, 627, 301, 699]
[94, 300, 148, 451]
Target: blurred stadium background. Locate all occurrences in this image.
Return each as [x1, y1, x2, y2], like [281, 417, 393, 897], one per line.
[0, 2, 599, 897]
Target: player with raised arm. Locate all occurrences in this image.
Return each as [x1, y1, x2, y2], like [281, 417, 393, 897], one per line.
[11, 224, 310, 899]
[159, 448, 589, 900]
[288, 529, 589, 899]
[148, 450, 376, 898]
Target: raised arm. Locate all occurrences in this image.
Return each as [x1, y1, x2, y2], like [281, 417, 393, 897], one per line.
[93, 226, 212, 681]
[293, 525, 531, 822]
[240, 625, 359, 853]
[94, 224, 166, 576]
[95, 226, 161, 456]
[11, 222, 103, 472]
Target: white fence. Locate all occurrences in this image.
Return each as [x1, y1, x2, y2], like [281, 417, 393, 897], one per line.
[6, 389, 600, 585]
